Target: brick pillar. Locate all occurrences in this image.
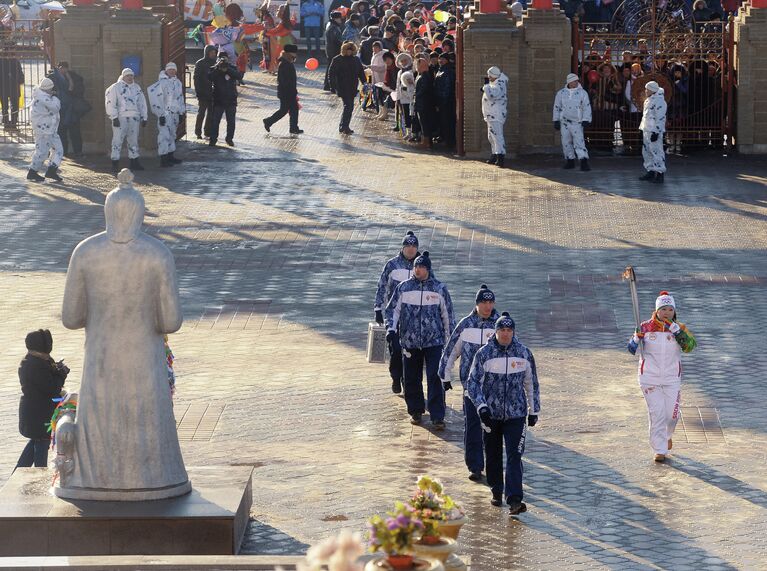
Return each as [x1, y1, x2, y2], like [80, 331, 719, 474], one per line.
[102, 8, 163, 154]
[518, 7, 570, 153]
[53, 5, 108, 155]
[461, 8, 521, 155]
[734, 3, 767, 154]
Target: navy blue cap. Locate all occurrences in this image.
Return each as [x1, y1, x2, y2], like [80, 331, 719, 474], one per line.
[495, 312, 515, 330]
[476, 284, 495, 303]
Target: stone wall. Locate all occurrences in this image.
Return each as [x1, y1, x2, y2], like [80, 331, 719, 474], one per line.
[734, 4, 767, 154]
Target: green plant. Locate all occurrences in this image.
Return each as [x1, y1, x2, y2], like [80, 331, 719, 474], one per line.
[367, 502, 423, 555]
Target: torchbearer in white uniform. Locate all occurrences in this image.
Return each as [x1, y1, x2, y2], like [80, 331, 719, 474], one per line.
[552, 73, 592, 172]
[638, 80, 667, 184]
[627, 291, 697, 463]
[148, 62, 186, 168]
[481, 66, 508, 168]
[27, 77, 64, 183]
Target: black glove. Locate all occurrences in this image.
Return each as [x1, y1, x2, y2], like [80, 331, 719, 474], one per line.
[375, 310, 384, 325]
[582, 121, 591, 128]
[443, 381, 453, 392]
[553, 120, 561, 131]
[386, 330, 398, 344]
[650, 132, 659, 142]
[141, 120, 148, 128]
[159, 116, 166, 126]
[180, 113, 187, 123]
[112, 118, 120, 127]
[56, 360, 70, 377]
[528, 415, 538, 427]
[479, 407, 492, 426]
[484, 77, 490, 84]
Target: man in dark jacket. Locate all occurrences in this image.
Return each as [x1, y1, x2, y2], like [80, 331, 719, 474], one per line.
[359, 26, 380, 65]
[328, 41, 367, 135]
[207, 52, 244, 147]
[434, 52, 456, 149]
[194, 45, 217, 139]
[52, 62, 88, 158]
[16, 329, 68, 468]
[263, 44, 302, 135]
[324, 11, 344, 90]
[414, 56, 436, 149]
[0, 43, 25, 129]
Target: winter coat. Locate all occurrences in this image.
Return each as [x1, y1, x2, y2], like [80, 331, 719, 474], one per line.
[194, 52, 217, 100]
[342, 21, 361, 44]
[481, 72, 508, 123]
[105, 76, 148, 120]
[325, 21, 344, 58]
[414, 70, 435, 113]
[300, 0, 324, 28]
[434, 64, 456, 103]
[18, 353, 67, 439]
[208, 64, 244, 106]
[359, 35, 378, 66]
[328, 54, 366, 97]
[385, 275, 455, 350]
[552, 85, 592, 122]
[276, 55, 298, 100]
[147, 71, 185, 119]
[438, 308, 501, 385]
[0, 58, 24, 96]
[639, 88, 667, 134]
[396, 68, 415, 105]
[467, 335, 540, 421]
[30, 89, 61, 135]
[627, 313, 696, 386]
[370, 51, 386, 84]
[374, 251, 416, 311]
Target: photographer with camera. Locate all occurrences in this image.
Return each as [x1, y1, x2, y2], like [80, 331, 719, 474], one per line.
[207, 52, 244, 147]
[26, 77, 64, 183]
[16, 329, 69, 469]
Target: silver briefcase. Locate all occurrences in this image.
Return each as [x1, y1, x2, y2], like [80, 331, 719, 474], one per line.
[366, 322, 388, 363]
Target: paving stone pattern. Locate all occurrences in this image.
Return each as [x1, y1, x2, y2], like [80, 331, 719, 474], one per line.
[1, 67, 766, 570]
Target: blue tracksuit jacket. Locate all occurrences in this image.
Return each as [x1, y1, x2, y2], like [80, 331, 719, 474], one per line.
[385, 275, 455, 350]
[467, 336, 541, 420]
[438, 309, 500, 385]
[374, 251, 416, 311]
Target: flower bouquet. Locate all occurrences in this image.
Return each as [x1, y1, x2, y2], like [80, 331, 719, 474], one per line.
[368, 502, 424, 569]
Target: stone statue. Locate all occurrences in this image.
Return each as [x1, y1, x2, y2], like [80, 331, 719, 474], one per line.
[56, 169, 190, 501]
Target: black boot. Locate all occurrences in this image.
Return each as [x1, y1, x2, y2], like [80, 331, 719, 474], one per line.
[491, 492, 503, 507]
[563, 158, 575, 169]
[651, 172, 664, 184]
[580, 158, 591, 171]
[26, 169, 44, 182]
[168, 152, 182, 165]
[391, 378, 402, 394]
[44, 165, 63, 182]
[111, 160, 120, 174]
[639, 171, 655, 181]
[129, 158, 145, 171]
[160, 154, 172, 168]
[508, 497, 528, 515]
[496, 154, 505, 168]
[485, 154, 498, 165]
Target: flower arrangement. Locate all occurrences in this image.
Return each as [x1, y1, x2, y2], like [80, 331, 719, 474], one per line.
[298, 530, 365, 571]
[410, 475, 465, 522]
[368, 502, 424, 555]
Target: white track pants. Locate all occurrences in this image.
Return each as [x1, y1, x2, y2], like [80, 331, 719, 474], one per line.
[111, 116, 140, 160]
[157, 114, 178, 156]
[487, 120, 505, 154]
[642, 131, 666, 173]
[30, 133, 63, 171]
[641, 383, 680, 455]
[561, 119, 588, 160]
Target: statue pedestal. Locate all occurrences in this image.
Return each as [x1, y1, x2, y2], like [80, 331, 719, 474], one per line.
[0, 466, 252, 556]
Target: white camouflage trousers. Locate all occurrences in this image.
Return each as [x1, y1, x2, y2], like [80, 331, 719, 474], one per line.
[642, 131, 666, 173]
[641, 383, 680, 455]
[111, 116, 140, 160]
[486, 120, 505, 154]
[30, 133, 63, 172]
[560, 119, 588, 160]
[157, 114, 178, 156]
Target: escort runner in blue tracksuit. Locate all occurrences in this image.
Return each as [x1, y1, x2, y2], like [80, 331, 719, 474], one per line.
[374, 230, 419, 393]
[385, 251, 455, 428]
[467, 312, 540, 515]
[438, 284, 499, 481]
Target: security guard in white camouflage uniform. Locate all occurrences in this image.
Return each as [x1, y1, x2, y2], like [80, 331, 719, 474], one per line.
[481, 66, 508, 168]
[553, 73, 592, 172]
[27, 77, 63, 183]
[148, 62, 186, 168]
[105, 68, 148, 173]
[639, 80, 667, 184]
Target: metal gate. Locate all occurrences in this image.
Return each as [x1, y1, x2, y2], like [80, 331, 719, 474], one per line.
[572, 0, 735, 154]
[0, 20, 54, 143]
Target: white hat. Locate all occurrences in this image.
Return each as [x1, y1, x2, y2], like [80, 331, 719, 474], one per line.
[510, 1, 523, 17]
[645, 80, 660, 93]
[121, 67, 135, 77]
[165, 62, 177, 71]
[38, 77, 55, 91]
[655, 291, 676, 310]
[487, 66, 501, 78]
[566, 73, 579, 85]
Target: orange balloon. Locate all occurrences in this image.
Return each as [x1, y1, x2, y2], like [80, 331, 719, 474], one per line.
[305, 57, 319, 71]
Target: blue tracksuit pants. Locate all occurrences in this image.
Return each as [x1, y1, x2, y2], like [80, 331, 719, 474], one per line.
[402, 345, 445, 421]
[463, 393, 484, 473]
[484, 417, 526, 500]
[388, 333, 404, 383]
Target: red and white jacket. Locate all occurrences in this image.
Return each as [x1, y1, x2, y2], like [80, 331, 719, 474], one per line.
[627, 314, 696, 386]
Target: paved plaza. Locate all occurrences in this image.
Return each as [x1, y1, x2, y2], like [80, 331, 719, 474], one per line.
[1, 68, 767, 569]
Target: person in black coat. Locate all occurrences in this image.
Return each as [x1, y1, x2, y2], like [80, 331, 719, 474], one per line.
[0, 41, 24, 129]
[194, 45, 218, 139]
[324, 12, 345, 91]
[434, 52, 456, 149]
[263, 44, 302, 135]
[16, 329, 68, 468]
[413, 56, 436, 149]
[328, 41, 367, 135]
[207, 52, 244, 147]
